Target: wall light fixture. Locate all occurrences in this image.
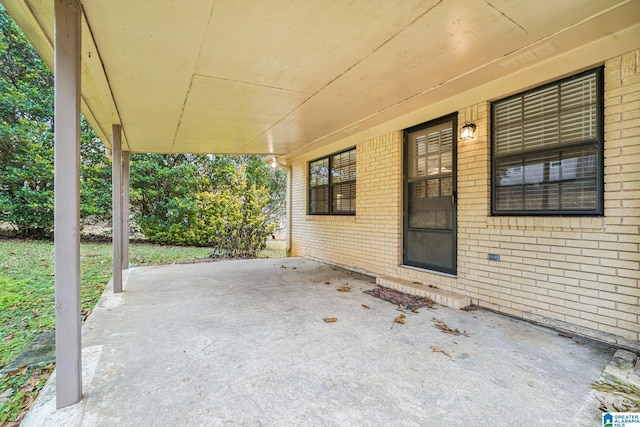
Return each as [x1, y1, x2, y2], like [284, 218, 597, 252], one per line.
[460, 122, 476, 140]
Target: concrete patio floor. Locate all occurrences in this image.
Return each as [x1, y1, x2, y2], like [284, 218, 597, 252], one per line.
[23, 257, 614, 426]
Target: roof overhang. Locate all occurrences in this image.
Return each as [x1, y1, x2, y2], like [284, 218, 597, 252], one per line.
[2, 0, 640, 160]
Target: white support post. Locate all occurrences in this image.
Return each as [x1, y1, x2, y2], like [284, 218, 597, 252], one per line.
[112, 125, 123, 293]
[54, 0, 82, 408]
[122, 151, 130, 270]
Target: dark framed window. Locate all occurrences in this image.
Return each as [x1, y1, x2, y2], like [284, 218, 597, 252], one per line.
[309, 148, 356, 215]
[491, 67, 604, 215]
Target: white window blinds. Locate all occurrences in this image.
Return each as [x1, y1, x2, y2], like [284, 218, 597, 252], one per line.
[492, 68, 602, 215]
[495, 72, 597, 156]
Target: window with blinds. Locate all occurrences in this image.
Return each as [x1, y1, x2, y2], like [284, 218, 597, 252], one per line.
[491, 68, 603, 215]
[309, 148, 356, 215]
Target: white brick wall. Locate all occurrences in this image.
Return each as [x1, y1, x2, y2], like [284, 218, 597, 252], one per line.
[289, 50, 640, 350]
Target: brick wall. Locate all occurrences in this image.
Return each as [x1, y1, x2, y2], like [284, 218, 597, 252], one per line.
[291, 132, 403, 273]
[289, 50, 640, 350]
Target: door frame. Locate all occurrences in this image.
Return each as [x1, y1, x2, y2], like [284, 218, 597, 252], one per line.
[402, 113, 458, 275]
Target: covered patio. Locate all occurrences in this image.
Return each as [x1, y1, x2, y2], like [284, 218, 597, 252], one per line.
[23, 258, 613, 426]
[2, 0, 638, 415]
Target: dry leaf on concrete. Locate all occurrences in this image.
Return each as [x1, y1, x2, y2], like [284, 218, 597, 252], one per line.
[432, 317, 469, 337]
[420, 296, 436, 308]
[430, 345, 451, 357]
[323, 317, 338, 323]
[337, 285, 351, 292]
[394, 314, 406, 324]
[361, 304, 370, 309]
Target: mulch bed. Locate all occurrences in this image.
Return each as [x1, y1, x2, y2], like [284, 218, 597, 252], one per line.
[364, 286, 434, 310]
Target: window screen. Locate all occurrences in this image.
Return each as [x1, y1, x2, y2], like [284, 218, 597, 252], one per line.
[407, 122, 454, 229]
[309, 148, 356, 215]
[491, 68, 603, 215]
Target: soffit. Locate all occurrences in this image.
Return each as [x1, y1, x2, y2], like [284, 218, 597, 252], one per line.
[2, 0, 639, 156]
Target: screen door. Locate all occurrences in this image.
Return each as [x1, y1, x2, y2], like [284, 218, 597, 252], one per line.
[404, 115, 457, 274]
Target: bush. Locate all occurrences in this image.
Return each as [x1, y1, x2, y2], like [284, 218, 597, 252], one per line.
[133, 163, 275, 258]
[0, 122, 54, 238]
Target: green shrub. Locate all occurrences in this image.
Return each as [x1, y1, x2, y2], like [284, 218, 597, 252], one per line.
[133, 163, 275, 257]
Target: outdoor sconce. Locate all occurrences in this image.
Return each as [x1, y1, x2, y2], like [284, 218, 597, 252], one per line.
[460, 122, 476, 140]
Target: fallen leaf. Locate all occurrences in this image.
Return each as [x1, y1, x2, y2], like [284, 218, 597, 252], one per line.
[0, 388, 14, 402]
[591, 379, 640, 409]
[9, 366, 28, 376]
[324, 281, 331, 285]
[337, 285, 350, 292]
[460, 305, 477, 311]
[394, 314, 406, 324]
[421, 296, 436, 306]
[593, 392, 636, 413]
[361, 304, 369, 309]
[432, 317, 469, 337]
[20, 394, 35, 411]
[323, 317, 338, 323]
[24, 376, 40, 392]
[430, 345, 451, 357]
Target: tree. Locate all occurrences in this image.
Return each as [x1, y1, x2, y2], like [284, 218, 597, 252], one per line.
[0, 5, 284, 246]
[80, 120, 112, 223]
[0, 6, 55, 238]
[200, 155, 286, 232]
[129, 154, 278, 256]
[0, 6, 115, 237]
[129, 153, 208, 243]
[240, 155, 286, 232]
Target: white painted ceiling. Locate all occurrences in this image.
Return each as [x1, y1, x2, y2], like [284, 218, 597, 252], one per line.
[3, 0, 640, 158]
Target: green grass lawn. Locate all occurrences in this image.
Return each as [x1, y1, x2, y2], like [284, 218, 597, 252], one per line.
[0, 238, 286, 424]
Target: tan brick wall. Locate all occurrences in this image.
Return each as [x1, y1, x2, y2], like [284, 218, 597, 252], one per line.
[291, 132, 403, 274]
[289, 50, 640, 350]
